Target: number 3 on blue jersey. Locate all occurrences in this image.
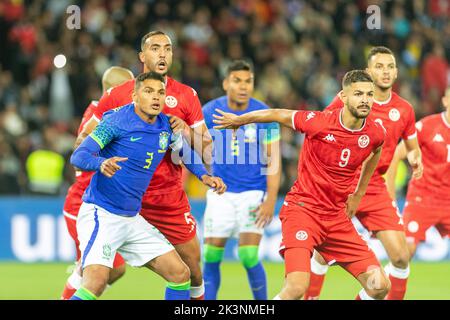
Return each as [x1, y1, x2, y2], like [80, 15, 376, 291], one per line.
[144, 152, 154, 169]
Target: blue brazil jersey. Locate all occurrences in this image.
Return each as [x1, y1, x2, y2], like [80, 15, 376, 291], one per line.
[203, 96, 280, 193]
[82, 104, 173, 216]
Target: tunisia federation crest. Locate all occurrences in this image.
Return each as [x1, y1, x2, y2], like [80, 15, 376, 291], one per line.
[358, 135, 370, 148]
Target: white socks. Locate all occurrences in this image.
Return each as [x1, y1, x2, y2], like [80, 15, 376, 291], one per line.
[190, 281, 205, 299]
[384, 262, 410, 279]
[358, 289, 375, 300]
[67, 269, 82, 289]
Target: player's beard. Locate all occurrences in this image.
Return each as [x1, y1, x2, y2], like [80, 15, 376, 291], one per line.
[348, 104, 370, 119]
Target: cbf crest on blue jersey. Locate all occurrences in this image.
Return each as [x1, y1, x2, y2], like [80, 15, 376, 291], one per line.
[158, 131, 170, 153]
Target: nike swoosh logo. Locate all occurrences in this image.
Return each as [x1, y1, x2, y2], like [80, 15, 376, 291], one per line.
[130, 136, 142, 142]
[252, 286, 264, 291]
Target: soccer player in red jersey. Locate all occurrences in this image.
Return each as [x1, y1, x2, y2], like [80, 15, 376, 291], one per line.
[60, 66, 134, 299]
[305, 46, 423, 300]
[76, 31, 222, 299]
[386, 87, 450, 258]
[214, 70, 391, 300]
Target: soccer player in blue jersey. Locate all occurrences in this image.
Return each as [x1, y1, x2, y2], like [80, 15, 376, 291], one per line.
[201, 60, 281, 300]
[70, 72, 191, 300]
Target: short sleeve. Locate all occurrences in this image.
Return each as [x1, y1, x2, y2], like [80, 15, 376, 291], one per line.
[401, 105, 417, 140]
[93, 89, 114, 121]
[325, 94, 344, 111]
[89, 113, 121, 149]
[263, 122, 281, 144]
[292, 110, 323, 136]
[184, 87, 205, 128]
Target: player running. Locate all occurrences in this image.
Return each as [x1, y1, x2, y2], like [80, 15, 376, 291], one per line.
[386, 87, 450, 259]
[305, 46, 423, 300]
[202, 60, 281, 300]
[61, 66, 134, 299]
[70, 72, 192, 300]
[76, 31, 224, 299]
[214, 70, 391, 300]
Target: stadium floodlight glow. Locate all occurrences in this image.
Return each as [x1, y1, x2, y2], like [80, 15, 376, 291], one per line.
[53, 54, 67, 68]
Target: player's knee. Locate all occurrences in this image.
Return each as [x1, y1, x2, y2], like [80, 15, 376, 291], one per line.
[389, 251, 410, 268]
[238, 246, 259, 268]
[365, 273, 391, 300]
[168, 263, 191, 284]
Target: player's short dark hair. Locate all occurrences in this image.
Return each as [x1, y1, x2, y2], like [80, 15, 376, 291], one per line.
[134, 72, 165, 90]
[342, 70, 373, 88]
[226, 60, 253, 76]
[367, 46, 395, 62]
[141, 30, 169, 50]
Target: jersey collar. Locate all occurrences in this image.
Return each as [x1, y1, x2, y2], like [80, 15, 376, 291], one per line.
[339, 109, 366, 132]
[373, 92, 392, 105]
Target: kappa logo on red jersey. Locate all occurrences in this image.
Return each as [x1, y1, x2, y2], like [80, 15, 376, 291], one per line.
[323, 134, 336, 142]
[295, 230, 308, 241]
[165, 95, 178, 108]
[306, 112, 316, 121]
[433, 133, 444, 142]
[389, 108, 400, 122]
[358, 135, 370, 148]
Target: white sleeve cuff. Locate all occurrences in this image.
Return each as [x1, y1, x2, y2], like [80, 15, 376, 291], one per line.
[291, 111, 298, 130]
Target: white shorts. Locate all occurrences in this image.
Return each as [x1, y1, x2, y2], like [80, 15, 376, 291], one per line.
[203, 190, 265, 238]
[77, 202, 174, 268]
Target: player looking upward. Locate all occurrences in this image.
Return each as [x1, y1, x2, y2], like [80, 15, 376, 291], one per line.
[214, 70, 390, 300]
[61, 66, 134, 300]
[386, 87, 450, 259]
[202, 60, 281, 300]
[305, 46, 422, 300]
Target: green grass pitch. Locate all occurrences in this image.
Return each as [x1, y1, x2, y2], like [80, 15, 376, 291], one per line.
[0, 261, 449, 299]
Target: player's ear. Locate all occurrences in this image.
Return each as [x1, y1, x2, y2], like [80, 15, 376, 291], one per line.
[222, 77, 228, 92]
[132, 90, 138, 103]
[138, 51, 145, 64]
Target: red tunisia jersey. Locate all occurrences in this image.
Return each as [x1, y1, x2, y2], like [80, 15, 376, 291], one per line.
[92, 76, 204, 195]
[327, 92, 416, 194]
[285, 109, 385, 216]
[406, 112, 450, 206]
[63, 101, 98, 215]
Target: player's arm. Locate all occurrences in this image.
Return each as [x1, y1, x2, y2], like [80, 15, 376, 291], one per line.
[169, 114, 213, 174]
[346, 145, 383, 218]
[256, 128, 281, 228]
[213, 108, 296, 129]
[170, 133, 226, 194]
[74, 117, 99, 149]
[385, 141, 408, 200]
[403, 136, 423, 180]
[71, 118, 126, 178]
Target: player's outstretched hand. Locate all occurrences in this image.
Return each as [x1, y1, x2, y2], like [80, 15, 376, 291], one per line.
[201, 175, 227, 194]
[168, 114, 190, 137]
[345, 193, 363, 218]
[100, 156, 128, 178]
[212, 109, 242, 129]
[254, 199, 276, 228]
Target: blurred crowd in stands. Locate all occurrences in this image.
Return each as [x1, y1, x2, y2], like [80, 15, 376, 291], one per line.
[0, 0, 448, 196]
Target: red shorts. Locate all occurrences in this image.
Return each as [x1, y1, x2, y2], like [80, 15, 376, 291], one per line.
[356, 190, 405, 233]
[279, 201, 380, 278]
[140, 190, 197, 245]
[63, 208, 125, 268]
[403, 199, 450, 245]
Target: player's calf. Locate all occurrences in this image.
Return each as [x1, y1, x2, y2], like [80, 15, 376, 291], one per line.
[70, 264, 110, 300]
